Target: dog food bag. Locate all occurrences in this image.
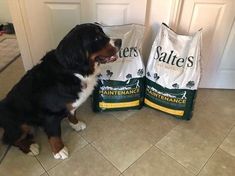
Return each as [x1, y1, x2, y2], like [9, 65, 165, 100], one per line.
[145, 23, 202, 120]
[93, 24, 145, 112]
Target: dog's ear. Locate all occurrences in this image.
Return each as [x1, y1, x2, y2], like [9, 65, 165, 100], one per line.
[55, 27, 91, 74]
[94, 22, 100, 25]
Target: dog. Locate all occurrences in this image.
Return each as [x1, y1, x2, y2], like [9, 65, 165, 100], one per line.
[0, 23, 121, 159]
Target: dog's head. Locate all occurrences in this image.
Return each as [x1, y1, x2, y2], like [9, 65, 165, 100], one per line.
[55, 23, 121, 75]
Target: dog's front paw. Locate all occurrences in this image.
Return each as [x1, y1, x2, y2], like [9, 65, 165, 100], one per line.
[69, 121, 86, 132]
[53, 146, 69, 160]
[27, 143, 40, 156]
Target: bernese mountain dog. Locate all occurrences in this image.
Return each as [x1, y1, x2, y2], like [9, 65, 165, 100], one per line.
[0, 23, 121, 159]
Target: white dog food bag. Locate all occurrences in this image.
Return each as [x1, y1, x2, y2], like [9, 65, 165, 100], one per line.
[145, 23, 202, 120]
[93, 24, 145, 111]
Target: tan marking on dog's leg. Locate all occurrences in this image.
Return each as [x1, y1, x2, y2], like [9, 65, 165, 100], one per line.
[67, 103, 86, 132]
[68, 112, 86, 132]
[68, 113, 78, 124]
[14, 139, 39, 155]
[13, 124, 39, 155]
[48, 137, 64, 153]
[69, 119, 86, 132]
[49, 137, 68, 159]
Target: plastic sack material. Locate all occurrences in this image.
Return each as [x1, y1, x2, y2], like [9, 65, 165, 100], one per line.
[92, 24, 145, 112]
[144, 23, 202, 120]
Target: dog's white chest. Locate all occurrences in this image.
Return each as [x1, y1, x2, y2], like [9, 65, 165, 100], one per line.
[71, 65, 100, 110]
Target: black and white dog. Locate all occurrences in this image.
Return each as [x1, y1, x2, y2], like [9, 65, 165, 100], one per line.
[0, 23, 121, 159]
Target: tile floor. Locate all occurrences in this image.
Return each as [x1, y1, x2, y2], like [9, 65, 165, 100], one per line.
[0, 58, 235, 176]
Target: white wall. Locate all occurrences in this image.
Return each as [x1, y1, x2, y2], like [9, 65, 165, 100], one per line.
[0, 0, 12, 23]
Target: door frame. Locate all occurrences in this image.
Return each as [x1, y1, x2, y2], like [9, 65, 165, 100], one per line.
[7, 0, 34, 71]
[169, 0, 183, 31]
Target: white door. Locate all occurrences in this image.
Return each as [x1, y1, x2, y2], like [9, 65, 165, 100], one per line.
[9, 0, 235, 89]
[216, 19, 235, 88]
[19, 0, 146, 65]
[176, 0, 235, 88]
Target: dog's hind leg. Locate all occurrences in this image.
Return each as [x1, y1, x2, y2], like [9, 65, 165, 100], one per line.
[14, 138, 40, 156]
[18, 124, 39, 156]
[3, 123, 39, 155]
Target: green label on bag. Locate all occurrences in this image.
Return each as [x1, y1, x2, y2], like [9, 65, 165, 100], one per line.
[144, 78, 196, 120]
[93, 78, 145, 112]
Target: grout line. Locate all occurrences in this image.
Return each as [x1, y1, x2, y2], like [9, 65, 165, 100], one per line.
[90, 143, 122, 174]
[34, 155, 50, 176]
[77, 132, 91, 145]
[120, 145, 154, 174]
[91, 141, 153, 174]
[40, 172, 49, 176]
[154, 122, 181, 146]
[220, 147, 235, 158]
[43, 142, 89, 173]
[0, 54, 21, 73]
[119, 119, 157, 144]
[155, 124, 180, 145]
[81, 114, 155, 173]
[111, 109, 183, 149]
[154, 145, 196, 176]
[196, 123, 235, 176]
[111, 110, 138, 123]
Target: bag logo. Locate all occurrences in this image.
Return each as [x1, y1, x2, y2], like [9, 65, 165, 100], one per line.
[118, 47, 139, 58]
[154, 46, 194, 67]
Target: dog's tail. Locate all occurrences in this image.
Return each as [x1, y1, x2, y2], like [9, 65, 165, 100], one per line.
[0, 103, 12, 165]
[0, 101, 22, 144]
[0, 100, 7, 128]
[0, 101, 4, 127]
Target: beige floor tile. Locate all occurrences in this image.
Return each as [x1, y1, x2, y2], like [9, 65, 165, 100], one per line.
[220, 126, 235, 157]
[0, 144, 9, 164]
[78, 106, 124, 143]
[0, 57, 24, 99]
[123, 107, 180, 144]
[41, 173, 49, 176]
[48, 145, 120, 176]
[207, 89, 235, 105]
[156, 126, 214, 174]
[198, 149, 235, 176]
[110, 109, 139, 121]
[35, 120, 88, 170]
[0, 128, 7, 159]
[194, 89, 235, 120]
[0, 147, 45, 176]
[123, 147, 193, 176]
[92, 124, 152, 172]
[156, 97, 235, 174]
[77, 99, 150, 144]
[76, 98, 97, 121]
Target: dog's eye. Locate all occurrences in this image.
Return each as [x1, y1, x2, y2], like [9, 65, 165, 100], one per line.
[94, 36, 105, 42]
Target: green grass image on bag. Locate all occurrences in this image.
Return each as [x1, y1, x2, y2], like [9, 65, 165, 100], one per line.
[144, 79, 196, 120]
[93, 78, 145, 111]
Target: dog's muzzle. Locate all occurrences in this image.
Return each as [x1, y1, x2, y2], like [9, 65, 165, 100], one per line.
[113, 39, 122, 50]
[95, 38, 122, 64]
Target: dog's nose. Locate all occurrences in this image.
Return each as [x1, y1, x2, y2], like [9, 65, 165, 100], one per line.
[114, 39, 122, 49]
